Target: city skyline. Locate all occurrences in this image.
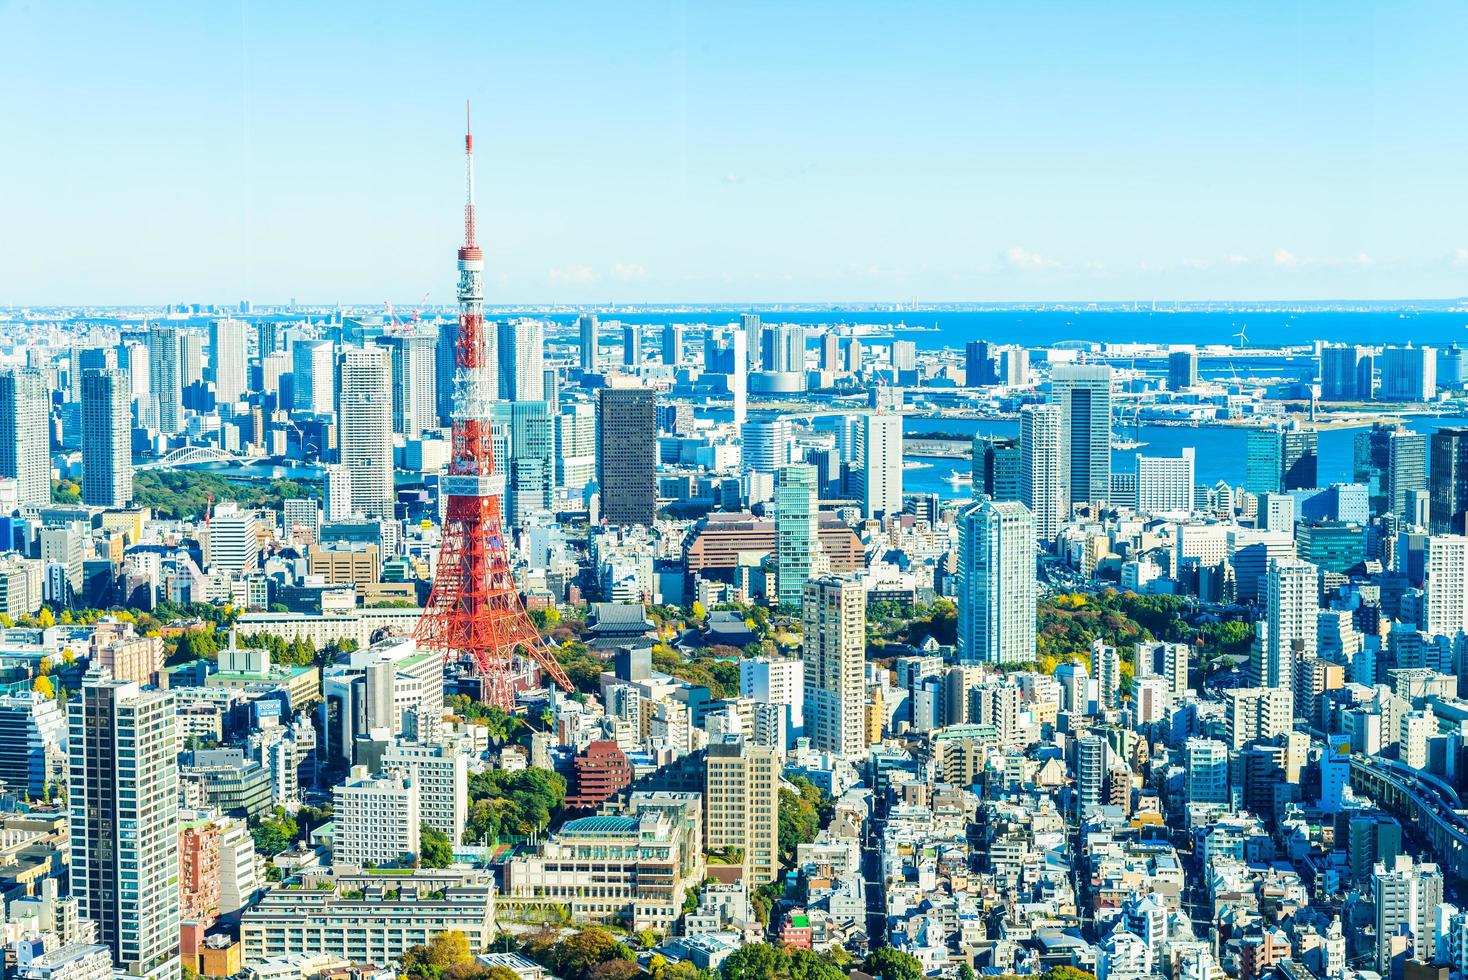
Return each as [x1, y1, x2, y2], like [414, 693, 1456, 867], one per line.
[4, 2, 1468, 305]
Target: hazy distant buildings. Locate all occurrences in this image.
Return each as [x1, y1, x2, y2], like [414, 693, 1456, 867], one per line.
[336, 346, 394, 519]
[596, 383, 656, 526]
[1052, 363, 1112, 505]
[956, 499, 1036, 665]
[80, 369, 131, 508]
[0, 368, 50, 509]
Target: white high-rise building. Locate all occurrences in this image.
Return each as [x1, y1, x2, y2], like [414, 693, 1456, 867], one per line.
[0, 368, 51, 509]
[1136, 448, 1195, 514]
[384, 332, 438, 439]
[208, 504, 259, 574]
[497, 320, 544, 402]
[1020, 404, 1066, 542]
[1374, 856, 1442, 972]
[324, 465, 353, 522]
[1424, 534, 1468, 638]
[337, 347, 394, 519]
[282, 498, 321, 546]
[858, 413, 903, 520]
[555, 402, 597, 497]
[802, 575, 866, 757]
[741, 418, 792, 475]
[332, 768, 420, 869]
[148, 325, 184, 434]
[210, 318, 249, 407]
[381, 741, 468, 845]
[1261, 557, 1318, 692]
[80, 369, 132, 508]
[740, 657, 805, 748]
[69, 675, 180, 980]
[956, 499, 1036, 665]
[730, 328, 748, 427]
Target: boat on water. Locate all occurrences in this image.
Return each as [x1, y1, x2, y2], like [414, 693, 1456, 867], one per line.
[903, 460, 931, 471]
[1110, 438, 1147, 450]
[944, 469, 974, 486]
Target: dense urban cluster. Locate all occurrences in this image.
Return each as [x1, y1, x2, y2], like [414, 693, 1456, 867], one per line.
[2, 294, 1468, 980]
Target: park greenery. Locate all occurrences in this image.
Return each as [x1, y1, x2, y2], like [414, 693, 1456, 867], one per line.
[444, 694, 527, 743]
[463, 767, 566, 844]
[719, 943, 854, 980]
[130, 469, 319, 519]
[419, 822, 453, 868]
[401, 931, 520, 980]
[518, 927, 637, 980]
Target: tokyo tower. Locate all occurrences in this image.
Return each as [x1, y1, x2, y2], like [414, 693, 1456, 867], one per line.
[414, 105, 574, 709]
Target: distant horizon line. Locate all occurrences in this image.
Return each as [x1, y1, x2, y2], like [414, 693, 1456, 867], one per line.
[6, 297, 1468, 315]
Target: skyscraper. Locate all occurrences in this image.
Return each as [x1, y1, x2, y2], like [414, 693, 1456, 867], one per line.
[292, 341, 335, 416]
[956, 499, 1036, 665]
[179, 331, 205, 392]
[1378, 345, 1436, 403]
[147, 325, 183, 434]
[578, 313, 599, 373]
[1051, 363, 1112, 505]
[336, 346, 394, 519]
[1373, 856, 1442, 972]
[622, 324, 642, 367]
[1020, 404, 1066, 541]
[1260, 557, 1318, 692]
[1168, 350, 1199, 391]
[730, 329, 748, 427]
[802, 575, 866, 757]
[383, 331, 439, 439]
[81, 369, 132, 508]
[596, 382, 656, 526]
[556, 401, 598, 498]
[491, 400, 554, 526]
[69, 674, 180, 980]
[973, 436, 1021, 501]
[774, 463, 820, 608]
[1430, 427, 1468, 533]
[1246, 426, 1318, 495]
[1424, 535, 1468, 639]
[965, 340, 996, 387]
[0, 367, 50, 509]
[210, 317, 249, 406]
[436, 318, 459, 426]
[741, 418, 792, 475]
[1136, 448, 1196, 514]
[741, 313, 763, 373]
[858, 413, 902, 520]
[662, 325, 684, 368]
[496, 319, 544, 402]
[704, 737, 781, 885]
[1319, 345, 1374, 401]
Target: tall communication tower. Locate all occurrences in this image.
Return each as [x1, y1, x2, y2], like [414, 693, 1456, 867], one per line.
[415, 105, 573, 708]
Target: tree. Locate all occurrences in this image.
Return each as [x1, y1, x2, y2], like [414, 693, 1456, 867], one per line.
[32, 675, 54, 699]
[420, 822, 453, 868]
[36, 608, 54, 629]
[958, 966, 977, 980]
[589, 964, 641, 980]
[250, 809, 298, 856]
[548, 929, 634, 980]
[426, 931, 472, 971]
[864, 948, 924, 980]
[788, 948, 847, 980]
[721, 943, 787, 980]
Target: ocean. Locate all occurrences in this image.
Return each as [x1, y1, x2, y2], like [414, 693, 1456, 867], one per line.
[899, 416, 1459, 502]
[548, 308, 1468, 351]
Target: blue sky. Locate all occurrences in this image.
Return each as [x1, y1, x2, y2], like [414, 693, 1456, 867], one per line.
[2, 1, 1466, 305]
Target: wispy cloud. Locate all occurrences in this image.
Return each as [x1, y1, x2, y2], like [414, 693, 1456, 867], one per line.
[611, 262, 647, 281]
[1006, 246, 1057, 270]
[1454, 248, 1468, 267]
[1354, 252, 1375, 267]
[1223, 254, 1249, 265]
[548, 265, 600, 285]
[1272, 248, 1299, 268]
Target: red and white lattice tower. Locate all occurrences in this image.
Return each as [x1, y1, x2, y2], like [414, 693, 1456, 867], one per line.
[415, 105, 574, 709]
